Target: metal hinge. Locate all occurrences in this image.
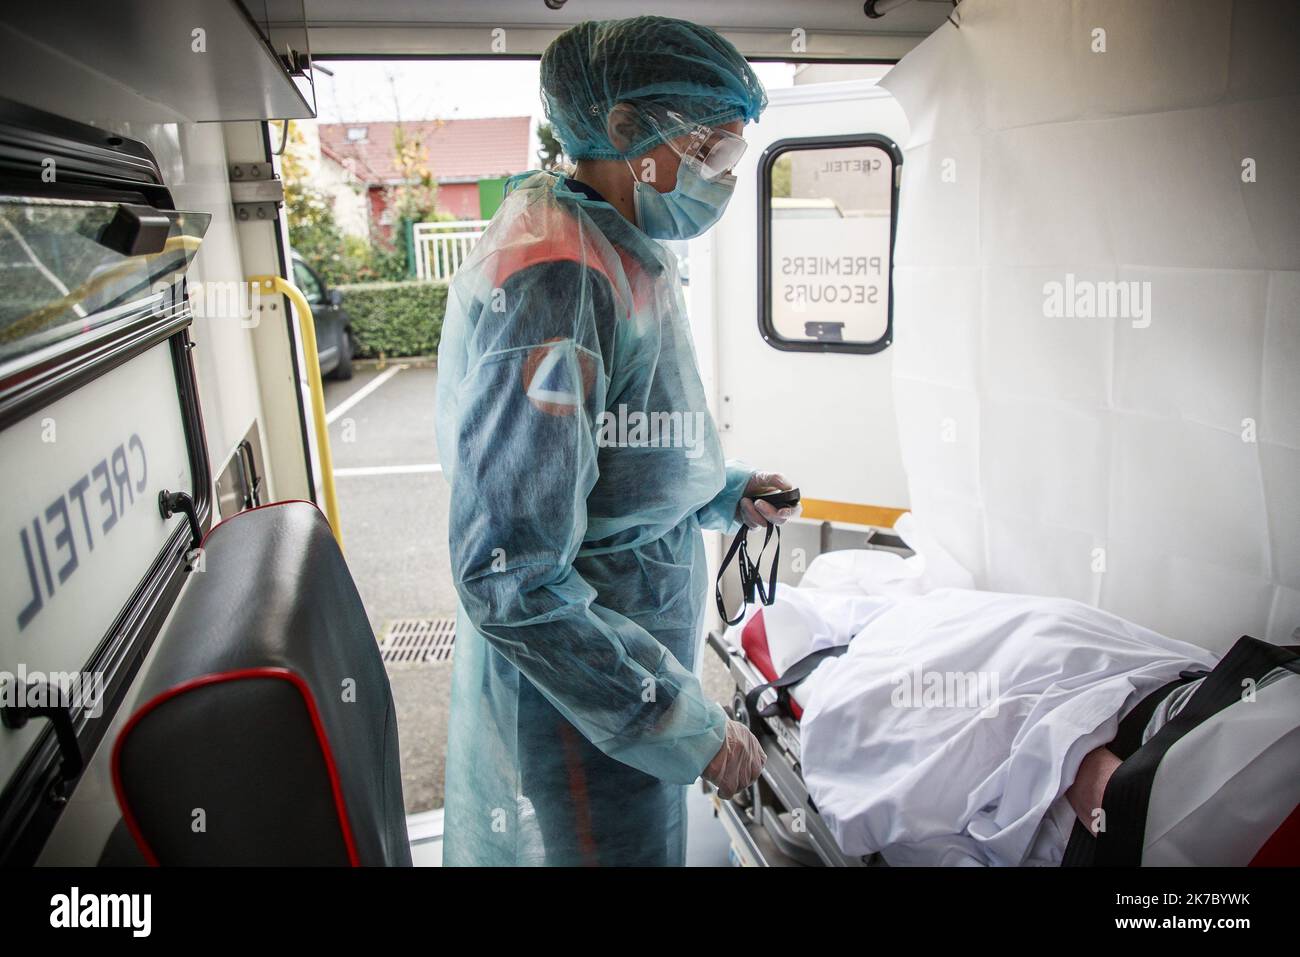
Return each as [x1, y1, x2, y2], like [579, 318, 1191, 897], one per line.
[230, 162, 284, 223]
[279, 48, 311, 77]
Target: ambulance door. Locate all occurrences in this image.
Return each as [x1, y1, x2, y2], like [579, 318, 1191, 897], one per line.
[698, 80, 911, 582]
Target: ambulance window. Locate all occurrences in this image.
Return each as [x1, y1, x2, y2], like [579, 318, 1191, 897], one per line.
[759, 134, 901, 354]
[0, 198, 207, 366]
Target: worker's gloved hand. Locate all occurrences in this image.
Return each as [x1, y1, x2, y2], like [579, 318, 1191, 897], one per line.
[702, 718, 766, 798]
[738, 471, 801, 529]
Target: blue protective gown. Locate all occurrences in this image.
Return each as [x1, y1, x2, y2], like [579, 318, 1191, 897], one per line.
[436, 170, 751, 866]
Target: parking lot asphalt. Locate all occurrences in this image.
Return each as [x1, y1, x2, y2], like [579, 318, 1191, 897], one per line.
[324, 363, 453, 814]
[321, 361, 733, 818]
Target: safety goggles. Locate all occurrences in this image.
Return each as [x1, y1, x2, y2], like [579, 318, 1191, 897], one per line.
[647, 109, 747, 181]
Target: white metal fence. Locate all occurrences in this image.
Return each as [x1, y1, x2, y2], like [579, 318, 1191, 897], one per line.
[412, 219, 489, 282]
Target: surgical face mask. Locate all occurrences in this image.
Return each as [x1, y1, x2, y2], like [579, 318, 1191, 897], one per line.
[626, 157, 737, 241]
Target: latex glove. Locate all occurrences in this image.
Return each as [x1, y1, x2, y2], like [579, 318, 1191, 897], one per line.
[702, 718, 766, 799]
[738, 471, 802, 530]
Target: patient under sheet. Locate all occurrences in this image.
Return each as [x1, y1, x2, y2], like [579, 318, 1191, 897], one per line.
[733, 516, 1220, 866]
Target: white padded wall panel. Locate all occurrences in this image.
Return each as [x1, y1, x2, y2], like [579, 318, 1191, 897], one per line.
[981, 125, 1121, 268]
[890, 266, 982, 389]
[904, 486, 988, 585]
[979, 396, 1111, 532]
[985, 517, 1102, 604]
[891, 138, 983, 267]
[892, 378, 982, 503]
[1227, 0, 1300, 98]
[1268, 588, 1300, 645]
[1102, 109, 1265, 268]
[974, 0, 1233, 127]
[1111, 268, 1268, 430]
[1107, 416, 1270, 575]
[881, 0, 1299, 651]
[1100, 545, 1275, 656]
[1261, 443, 1300, 590]
[1221, 98, 1300, 268]
[981, 267, 1115, 404]
[1261, 272, 1300, 448]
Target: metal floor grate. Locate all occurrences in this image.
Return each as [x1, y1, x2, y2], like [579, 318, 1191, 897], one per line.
[378, 616, 456, 665]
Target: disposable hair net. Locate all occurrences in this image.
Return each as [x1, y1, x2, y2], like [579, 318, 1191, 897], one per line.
[540, 16, 768, 160]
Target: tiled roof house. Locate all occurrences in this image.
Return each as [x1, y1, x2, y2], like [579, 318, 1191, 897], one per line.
[318, 116, 533, 232]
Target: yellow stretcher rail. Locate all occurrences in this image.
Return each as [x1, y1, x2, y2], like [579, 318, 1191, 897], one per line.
[249, 274, 343, 550]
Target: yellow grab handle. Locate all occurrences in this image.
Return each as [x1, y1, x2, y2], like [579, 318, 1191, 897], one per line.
[250, 274, 344, 550]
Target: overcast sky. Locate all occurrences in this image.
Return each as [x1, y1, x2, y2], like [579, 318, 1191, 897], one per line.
[313, 59, 797, 125]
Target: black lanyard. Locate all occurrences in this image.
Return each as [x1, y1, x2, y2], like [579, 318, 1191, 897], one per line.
[715, 522, 781, 627]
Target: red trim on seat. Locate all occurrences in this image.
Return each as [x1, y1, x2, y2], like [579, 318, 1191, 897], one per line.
[1250, 803, 1300, 866]
[739, 611, 805, 720]
[111, 667, 361, 867]
[199, 499, 324, 549]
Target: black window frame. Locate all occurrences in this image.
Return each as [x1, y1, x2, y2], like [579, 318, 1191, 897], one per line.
[757, 132, 903, 355]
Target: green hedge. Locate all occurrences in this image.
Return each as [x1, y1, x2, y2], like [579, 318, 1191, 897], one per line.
[334, 280, 449, 359]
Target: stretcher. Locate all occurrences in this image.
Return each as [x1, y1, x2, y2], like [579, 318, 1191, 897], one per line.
[705, 526, 1300, 868]
[703, 528, 913, 867]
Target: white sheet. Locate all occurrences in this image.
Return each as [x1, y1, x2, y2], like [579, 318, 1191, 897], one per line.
[727, 512, 976, 711]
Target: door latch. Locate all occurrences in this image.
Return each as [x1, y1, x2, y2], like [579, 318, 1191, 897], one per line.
[159, 489, 202, 551]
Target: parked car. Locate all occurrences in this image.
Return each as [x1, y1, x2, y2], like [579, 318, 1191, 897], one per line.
[291, 252, 355, 380]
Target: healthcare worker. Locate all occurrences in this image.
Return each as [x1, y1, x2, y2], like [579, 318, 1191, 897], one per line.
[436, 15, 798, 866]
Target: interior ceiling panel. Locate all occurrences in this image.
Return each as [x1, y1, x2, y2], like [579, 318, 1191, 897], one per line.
[0, 0, 316, 122]
[273, 0, 954, 59]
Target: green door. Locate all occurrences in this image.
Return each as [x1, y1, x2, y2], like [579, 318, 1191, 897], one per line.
[477, 177, 508, 219]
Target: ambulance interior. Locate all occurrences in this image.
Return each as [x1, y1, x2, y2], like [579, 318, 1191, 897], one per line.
[0, 0, 1296, 868]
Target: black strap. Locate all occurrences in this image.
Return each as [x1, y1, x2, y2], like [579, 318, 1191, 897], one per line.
[1065, 636, 1299, 867]
[1060, 673, 1195, 866]
[752, 524, 780, 605]
[716, 533, 748, 627]
[715, 523, 781, 627]
[743, 644, 848, 722]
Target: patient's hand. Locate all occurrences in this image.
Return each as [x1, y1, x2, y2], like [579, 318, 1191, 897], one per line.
[1065, 746, 1122, 834]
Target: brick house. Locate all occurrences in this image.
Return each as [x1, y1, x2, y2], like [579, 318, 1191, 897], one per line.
[318, 116, 533, 237]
